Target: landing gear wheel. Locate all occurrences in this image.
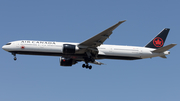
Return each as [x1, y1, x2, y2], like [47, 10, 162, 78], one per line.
[14, 57, 17, 61]
[82, 64, 92, 70]
[82, 65, 92, 69]
[82, 64, 86, 68]
[85, 65, 89, 69]
[89, 65, 92, 69]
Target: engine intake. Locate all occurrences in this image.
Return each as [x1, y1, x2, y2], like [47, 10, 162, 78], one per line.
[63, 44, 76, 54]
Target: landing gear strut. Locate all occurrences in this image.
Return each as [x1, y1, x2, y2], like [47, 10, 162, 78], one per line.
[12, 53, 17, 61]
[82, 50, 96, 70]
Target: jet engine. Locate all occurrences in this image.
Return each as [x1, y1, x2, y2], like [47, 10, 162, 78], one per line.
[62, 44, 79, 54]
[59, 57, 77, 66]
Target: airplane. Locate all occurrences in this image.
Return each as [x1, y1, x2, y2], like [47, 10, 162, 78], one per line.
[2, 20, 177, 69]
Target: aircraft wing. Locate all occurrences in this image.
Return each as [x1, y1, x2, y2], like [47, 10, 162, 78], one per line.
[78, 20, 126, 48]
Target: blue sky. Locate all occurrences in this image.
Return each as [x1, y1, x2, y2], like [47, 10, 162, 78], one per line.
[0, 0, 179, 101]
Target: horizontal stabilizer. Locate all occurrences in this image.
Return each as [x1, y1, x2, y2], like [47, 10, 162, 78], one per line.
[90, 60, 105, 65]
[152, 44, 177, 53]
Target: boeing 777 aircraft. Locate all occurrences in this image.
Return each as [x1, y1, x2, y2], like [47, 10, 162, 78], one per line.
[2, 20, 176, 69]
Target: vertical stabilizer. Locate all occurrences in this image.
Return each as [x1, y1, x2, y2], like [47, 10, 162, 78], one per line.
[145, 28, 170, 49]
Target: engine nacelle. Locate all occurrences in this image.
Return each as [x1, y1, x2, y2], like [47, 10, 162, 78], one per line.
[63, 44, 78, 54]
[59, 57, 74, 66]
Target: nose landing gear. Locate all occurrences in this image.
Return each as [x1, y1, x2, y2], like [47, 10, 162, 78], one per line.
[12, 53, 17, 61]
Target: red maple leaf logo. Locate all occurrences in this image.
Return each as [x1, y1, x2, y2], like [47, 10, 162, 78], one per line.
[21, 46, 25, 49]
[155, 39, 162, 45]
[153, 37, 164, 47]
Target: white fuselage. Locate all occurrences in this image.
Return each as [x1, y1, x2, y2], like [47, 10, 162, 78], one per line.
[2, 40, 169, 60]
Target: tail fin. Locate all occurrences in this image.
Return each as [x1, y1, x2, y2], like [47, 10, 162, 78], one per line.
[145, 28, 170, 49]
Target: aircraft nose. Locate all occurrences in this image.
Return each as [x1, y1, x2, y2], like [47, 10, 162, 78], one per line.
[2, 45, 8, 51]
[2, 45, 6, 50]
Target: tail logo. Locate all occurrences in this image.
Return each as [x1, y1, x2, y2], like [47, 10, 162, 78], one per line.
[153, 37, 164, 47]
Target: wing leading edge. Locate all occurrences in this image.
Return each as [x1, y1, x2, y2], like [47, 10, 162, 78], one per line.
[78, 20, 126, 48]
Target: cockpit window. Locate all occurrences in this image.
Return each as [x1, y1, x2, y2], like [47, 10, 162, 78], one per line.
[6, 43, 11, 45]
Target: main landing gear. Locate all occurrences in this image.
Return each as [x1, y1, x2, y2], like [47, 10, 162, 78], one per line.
[12, 53, 17, 61]
[81, 51, 96, 70]
[82, 64, 92, 70]
[82, 57, 94, 70]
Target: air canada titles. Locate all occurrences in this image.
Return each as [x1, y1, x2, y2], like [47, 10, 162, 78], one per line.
[21, 40, 56, 44]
